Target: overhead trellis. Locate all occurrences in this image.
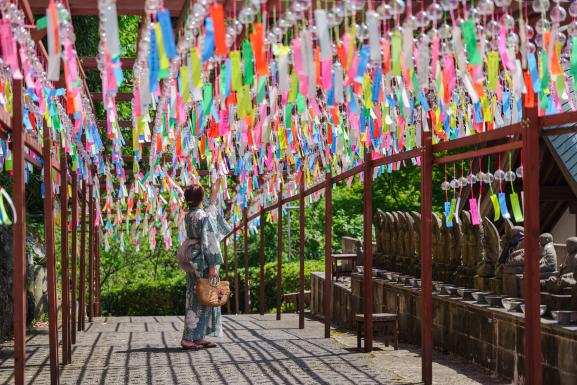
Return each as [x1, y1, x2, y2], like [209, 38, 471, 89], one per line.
[1, 1, 576, 385]
[92, 0, 577, 253]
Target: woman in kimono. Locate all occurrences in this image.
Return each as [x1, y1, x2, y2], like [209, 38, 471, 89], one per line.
[181, 176, 231, 350]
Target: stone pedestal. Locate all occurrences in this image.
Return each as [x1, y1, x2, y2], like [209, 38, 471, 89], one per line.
[502, 273, 523, 298]
[489, 277, 502, 294]
[474, 275, 492, 291]
[541, 292, 573, 313]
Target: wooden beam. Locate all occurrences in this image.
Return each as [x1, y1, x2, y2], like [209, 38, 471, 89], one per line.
[80, 57, 136, 70]
[97, 120, 133, 128]
[27, 0, 184, 16]
[91, 92, 133, 102]
[541, 186, 577, 201]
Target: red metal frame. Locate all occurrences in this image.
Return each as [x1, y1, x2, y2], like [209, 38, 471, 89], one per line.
[259, 209, 265, 316]
[324, 171, 332, 339]
[362, 145, 373, 352]
[523, 109, 543, 385]
[233, 231, 239, 314]
[88, 189, 94, 322]
[71, 171, 78, 345]
[276, 181, 283, 321]
[79, 181, 87, 332]
[243, 209, 249, 313]
[299, 176, 305, 329]
[420, 131, 433, 385]
[60, 149, 71, 365]
[11, 79, 27, 385]
[42, 116, 60, 385]
[223, 238, 231, 314]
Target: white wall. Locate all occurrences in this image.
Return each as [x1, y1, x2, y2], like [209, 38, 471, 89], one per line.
[550, 207, 576, 244]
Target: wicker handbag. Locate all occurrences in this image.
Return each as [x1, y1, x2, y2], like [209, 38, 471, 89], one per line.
[195, 277, 230, 307]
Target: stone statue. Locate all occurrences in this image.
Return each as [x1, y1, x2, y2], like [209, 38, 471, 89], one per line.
[432, 212, 442, 263]
[410, 211, 421, 259]
[374, 209, 385, 254]
[441, 219, 452, 265]
[390, 211, 400, 257]
[460, 211, 472, 268]
[498, 226, 525, 267]
[539, 233, 558, 273]
[402, 212, 414, 259]
[476, 217, 501, 277]
[449, 220, 462, 267]
[395, 211, 407, 257]
[461, 211, 484, 270]
[384, 212, 394, 256]
[541, 237, 577, 294]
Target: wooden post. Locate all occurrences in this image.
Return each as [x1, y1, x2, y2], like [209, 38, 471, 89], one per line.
[362, 145, 373, 352]
[276, 181, 283, 321]
[324, 171, 332, 338]
[224, 238, 231, 314]
[60, 149, 71, 364]
[259, 209, 265, 316]
[420, 130, 433, 384]
[233, 231, 239, 314]
[71, 172, 78, 345]
[95, 230, 101, 317]
[523, 108, 542, 385]
[243, 209, 249, 313]
[79, 181, 87, 331]
[299, 175, 305, 329]
[11, 78, 28, 385]
[88, 189, 94, 322]
[43, 116, 60, 385]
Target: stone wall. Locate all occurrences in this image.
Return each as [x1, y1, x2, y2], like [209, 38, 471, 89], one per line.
[0, 226, 48, 341]
[312, 271, 577, 384]
[311, 272, 354, 330]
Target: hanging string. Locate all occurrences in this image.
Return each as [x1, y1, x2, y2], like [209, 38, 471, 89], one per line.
[469, 159, 474, 199]
[487, 156, 494, 195]
[498, 153, 502, 193]
[478, 157, 483, 199]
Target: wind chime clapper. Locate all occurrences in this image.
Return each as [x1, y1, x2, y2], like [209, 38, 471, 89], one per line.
[440, 152, 524, 229]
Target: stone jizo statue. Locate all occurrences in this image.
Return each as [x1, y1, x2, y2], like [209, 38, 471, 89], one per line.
[541, 237, 577, 294]
[539, 233, 558, 273]
[498, 226, 525, 266]
[476, 217, 500, 277]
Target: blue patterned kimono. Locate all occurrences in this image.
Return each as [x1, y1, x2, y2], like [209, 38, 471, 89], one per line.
[183, 202, 231, 341]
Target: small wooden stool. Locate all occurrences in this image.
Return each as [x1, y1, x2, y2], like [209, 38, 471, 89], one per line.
[355, 313, 398, 350]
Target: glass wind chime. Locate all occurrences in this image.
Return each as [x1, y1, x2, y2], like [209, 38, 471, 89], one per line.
[441, 153, 524, 227]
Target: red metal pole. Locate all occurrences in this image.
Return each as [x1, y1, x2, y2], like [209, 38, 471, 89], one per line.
[259, 209, 265, 316]
[523, 108, 542, 385]
[299, 175, 305, 329]
[43, 117, 60, 385]
[276, 180, 283, 321]
[324, 171, 332, 338]
[79, 181, 87, 331]
[88, 189, 94, 322]
[95, 230, 101, 317]
[60, 148, 71, 364]
[363, 145, 373, 352]
[233, 231, 239, 314]
[11, 78, 27, 385]
[224, 238, 231, 314]
[71, 171, 78, 345]
[420, 130, 433, 384]
[243, 209, 249, 313]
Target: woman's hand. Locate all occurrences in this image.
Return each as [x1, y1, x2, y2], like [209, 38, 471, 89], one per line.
[210, 176, 223, 203]
[208, 266, 219, 281]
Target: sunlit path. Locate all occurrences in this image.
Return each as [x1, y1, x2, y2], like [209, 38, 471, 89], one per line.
[1, 315, 401, 385]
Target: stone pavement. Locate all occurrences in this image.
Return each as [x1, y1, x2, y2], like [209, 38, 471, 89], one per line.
[0, 314, 507, 385]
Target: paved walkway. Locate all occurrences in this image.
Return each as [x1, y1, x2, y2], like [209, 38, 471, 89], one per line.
[0, 314, 506, 385]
